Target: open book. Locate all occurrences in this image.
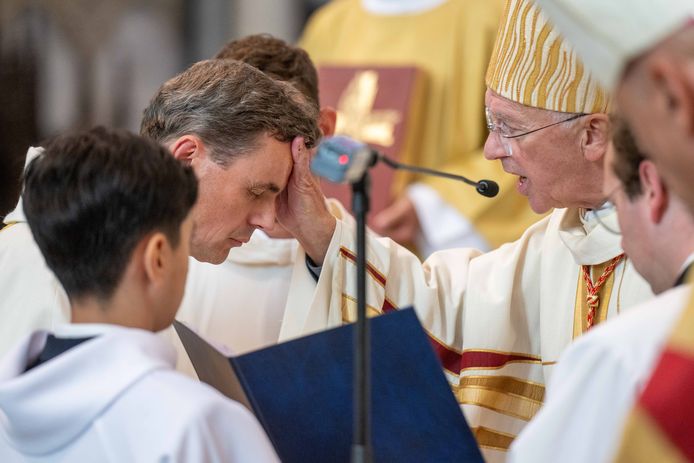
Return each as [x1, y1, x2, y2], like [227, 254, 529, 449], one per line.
[174, 309, 483, 463]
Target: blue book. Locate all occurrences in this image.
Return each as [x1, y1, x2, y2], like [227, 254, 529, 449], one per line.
[174, 309, 483, 463]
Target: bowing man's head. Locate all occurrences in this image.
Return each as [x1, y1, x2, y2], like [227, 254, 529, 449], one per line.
[140, 59, 321, 264]
[23, 126, 198, 332]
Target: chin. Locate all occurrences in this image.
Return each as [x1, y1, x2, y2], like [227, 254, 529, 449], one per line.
[190, 246, 228, 265]
[528, 197, 553, 214]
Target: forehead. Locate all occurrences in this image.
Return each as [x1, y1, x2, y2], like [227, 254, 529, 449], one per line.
[233, 135, 293, 188]
[485, 90, 543, 122]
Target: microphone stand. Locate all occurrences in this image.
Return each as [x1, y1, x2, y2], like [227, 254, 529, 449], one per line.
[310, 135, 499, 463]
[351, 172, 372, 463]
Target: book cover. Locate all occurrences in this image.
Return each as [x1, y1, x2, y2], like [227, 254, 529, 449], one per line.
[174, 309, 483, 463]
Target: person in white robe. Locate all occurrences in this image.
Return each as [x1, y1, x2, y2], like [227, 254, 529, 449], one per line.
[0, 127, 278, 462]
[0, 325, 277, 462]
[500, 3, 694, 461]
[0, 58, 321, 365]
[171, 35, 344, 368]
[0, 148, 70, 358]
[508, 120, 694, 463]
[273, 1, 656, 460]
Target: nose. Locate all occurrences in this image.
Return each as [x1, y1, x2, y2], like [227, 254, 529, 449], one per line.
[483, 132, 507, 161]
[248, 199, 277, 231]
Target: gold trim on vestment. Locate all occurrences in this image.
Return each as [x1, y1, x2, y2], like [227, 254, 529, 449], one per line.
[338, 247, 387, 288]
[454, 375, 545, 421]
[460, 348, 542, 359]
[460, 360, 543, 372]
[471, 426, 516, 452]
[340, 294, 381, 322]
[614, 407, 688, 463]
[456, 375, 545, 403]
[0, 222, 18, 233]
[572, 260, 617, 338]
[426, 329, 464, 356]
[457, 387, 542, 421]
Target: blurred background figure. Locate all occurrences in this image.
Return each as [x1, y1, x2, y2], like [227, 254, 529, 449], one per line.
[300, 0, 541, 256]
[0, 0, 319, 222]
[1, 0, 539, 258]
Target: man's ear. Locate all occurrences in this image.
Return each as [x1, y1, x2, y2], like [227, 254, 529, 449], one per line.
[169, 135, 205, 165]
[639, 160, 669, 224]
[581, 113, 611, 163]
[319, 107, 337, 137]
[142, 232, 170, 287]
[648, 56, 694, 138]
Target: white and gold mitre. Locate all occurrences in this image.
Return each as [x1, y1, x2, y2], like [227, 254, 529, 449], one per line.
[485, 0, 609, 114]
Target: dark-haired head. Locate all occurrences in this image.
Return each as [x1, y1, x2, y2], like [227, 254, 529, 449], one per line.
[215, 33, 320, 112]
[610, 117, 646, 200]
[23, 126, 198, 303]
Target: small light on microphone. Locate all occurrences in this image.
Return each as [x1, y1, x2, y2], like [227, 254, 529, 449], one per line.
[338, 154, 350, 166]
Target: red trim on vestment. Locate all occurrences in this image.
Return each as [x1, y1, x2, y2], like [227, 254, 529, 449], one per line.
[380, 296, 462, 374]
[460, 351, 541, 370]
[639, 349, 694, 461]
[340, 247, 473, 375]
[381, 298, 396, 313]
[339, 247, 387, 287]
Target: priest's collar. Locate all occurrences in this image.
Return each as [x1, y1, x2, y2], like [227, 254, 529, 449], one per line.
[559, 206, 624, 265]
[580, 202, 618, 235]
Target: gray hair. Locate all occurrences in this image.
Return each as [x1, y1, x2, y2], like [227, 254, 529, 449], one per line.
[140, 59, 320, 166]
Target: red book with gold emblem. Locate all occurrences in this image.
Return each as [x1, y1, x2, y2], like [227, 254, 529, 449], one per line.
[316, 65, 427, 219]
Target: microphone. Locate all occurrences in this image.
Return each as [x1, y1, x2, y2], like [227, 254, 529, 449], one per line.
[311, 135, 499, 198]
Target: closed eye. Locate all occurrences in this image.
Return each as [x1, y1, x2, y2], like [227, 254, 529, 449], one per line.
[246, 187, 265, 199]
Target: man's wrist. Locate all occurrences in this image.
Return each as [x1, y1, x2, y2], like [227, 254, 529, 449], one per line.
[300, 215, 336, 266]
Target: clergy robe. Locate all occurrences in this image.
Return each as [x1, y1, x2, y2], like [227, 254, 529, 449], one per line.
[280, 207, 654, 462]
[0, 324, 278, 462]
[508, 284, 690, 463]
[300, 0, 539, 248]
[0, 153, 70, 358]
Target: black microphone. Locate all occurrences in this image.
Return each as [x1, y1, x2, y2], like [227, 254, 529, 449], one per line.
[311, 135, 499, 198]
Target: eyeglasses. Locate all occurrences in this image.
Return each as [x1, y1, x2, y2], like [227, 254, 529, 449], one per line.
[592, 184, 626, 235]
[485, 107, 588, 156]
[589, 200, 622, 235]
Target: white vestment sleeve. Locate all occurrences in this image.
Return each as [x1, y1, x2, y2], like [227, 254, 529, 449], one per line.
[508, 286, 689, 463]
[507, 337, 639, 463]
[173, 399, 280, 462]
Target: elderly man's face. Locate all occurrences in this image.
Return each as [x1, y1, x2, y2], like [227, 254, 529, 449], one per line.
[617, 52, 694, 215]
[483, 90, 596, 214]
[189, 134, 293, 264]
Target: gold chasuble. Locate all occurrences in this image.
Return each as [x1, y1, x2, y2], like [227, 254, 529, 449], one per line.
[299, 0, 539, 248]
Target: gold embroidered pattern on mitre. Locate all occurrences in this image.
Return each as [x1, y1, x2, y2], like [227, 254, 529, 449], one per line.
[485, 0, 610, 114]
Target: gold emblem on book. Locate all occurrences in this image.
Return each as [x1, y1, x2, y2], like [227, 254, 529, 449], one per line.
[335, 70, 401, 147]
